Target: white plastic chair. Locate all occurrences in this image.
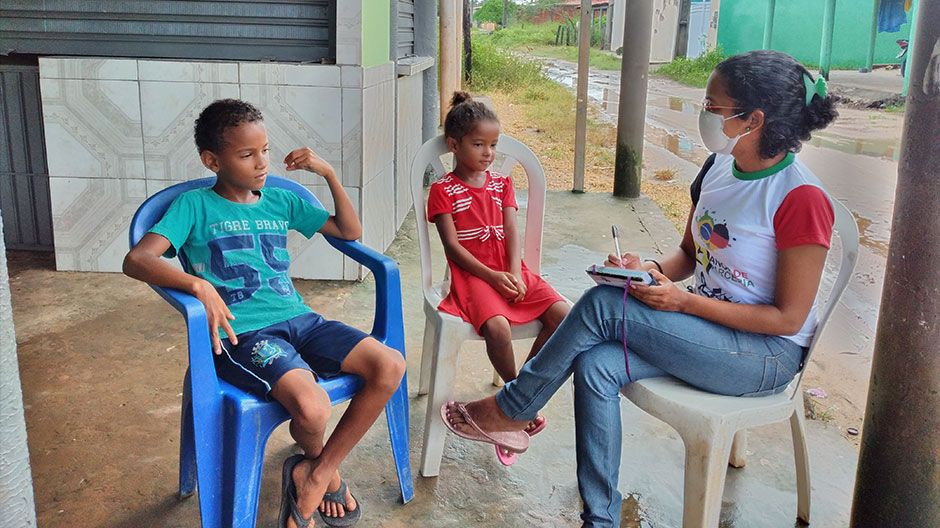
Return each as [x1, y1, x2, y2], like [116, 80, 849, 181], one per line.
[621, 199, 859, 527]
[411, 134, 552, 477]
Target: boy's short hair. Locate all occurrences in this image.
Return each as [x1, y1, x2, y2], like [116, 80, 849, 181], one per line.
[194, 99, 264, 153]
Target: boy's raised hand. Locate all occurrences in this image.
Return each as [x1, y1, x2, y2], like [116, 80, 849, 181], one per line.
[192, 279, 238, 355]
[284, 147, 335, 178]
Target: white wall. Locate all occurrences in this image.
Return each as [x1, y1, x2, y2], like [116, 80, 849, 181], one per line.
[610, 0, 681, 63]
[38, 58, 399, 281]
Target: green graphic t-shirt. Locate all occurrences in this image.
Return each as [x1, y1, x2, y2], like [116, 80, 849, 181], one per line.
[149, 186, 330, 337]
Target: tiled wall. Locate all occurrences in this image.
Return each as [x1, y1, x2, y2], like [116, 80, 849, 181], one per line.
[39, 57, 416, 280]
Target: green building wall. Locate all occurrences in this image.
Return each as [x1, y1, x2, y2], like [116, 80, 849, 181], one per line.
[362, 0, 391, 67]
[717, 0, 912, 69]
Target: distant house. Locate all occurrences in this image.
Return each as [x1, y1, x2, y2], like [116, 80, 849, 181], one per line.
[0, 0, 436, 280]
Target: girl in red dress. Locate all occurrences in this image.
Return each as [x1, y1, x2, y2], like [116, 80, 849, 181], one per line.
[427, 92, 570, 453]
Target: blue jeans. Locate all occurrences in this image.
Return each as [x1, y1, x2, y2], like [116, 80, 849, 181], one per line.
[495, 286, 804, 527]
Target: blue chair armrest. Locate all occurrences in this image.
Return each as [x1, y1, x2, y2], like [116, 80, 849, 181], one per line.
[324, 237, 406, 355]
[150, 285, 221, 397]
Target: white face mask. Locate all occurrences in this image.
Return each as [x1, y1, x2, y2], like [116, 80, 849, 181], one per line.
[698, 109, 751, 155]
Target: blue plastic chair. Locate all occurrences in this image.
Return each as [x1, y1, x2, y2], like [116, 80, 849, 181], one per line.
[129, 176, 414, 528]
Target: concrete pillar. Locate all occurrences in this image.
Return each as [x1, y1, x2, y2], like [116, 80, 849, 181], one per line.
[819, 0, 837, 79]
[572, 0, 593, 193]
[763, 0, 776, 50]
[613, 0, 654, 198]
[865, 0, 882, 72]
[0, 213, 38, 528]
[415, 0, 439, 141]
[850, 1, 940, 526]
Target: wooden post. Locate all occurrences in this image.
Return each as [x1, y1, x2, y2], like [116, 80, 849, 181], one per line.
[440, 0, 458, 123]
[572, 0, 592, 193]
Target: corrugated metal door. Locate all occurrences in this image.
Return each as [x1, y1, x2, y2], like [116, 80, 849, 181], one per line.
[397, 0, 416, 59]
[0, 62, 53, 251]
[0, 0, 335, 62]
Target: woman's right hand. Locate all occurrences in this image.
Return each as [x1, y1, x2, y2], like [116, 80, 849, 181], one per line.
[191, 279, 237, 355]
[488, 271, 520, 300]
[605, 252, 642, 269]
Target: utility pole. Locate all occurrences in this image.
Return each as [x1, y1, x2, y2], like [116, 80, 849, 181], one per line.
[850, 1, 940, 526]
[819, 0, 837, 79]
[864, 0, 881, 72]
[612, 0, 654, 198]
[763, 0, 776, 50]
[572, 0, 593, 193]
[502, 0, 508, 28]
[440, 0, 458, 123]
[464, 0, 472, 83]
[675, 0, 692, 58]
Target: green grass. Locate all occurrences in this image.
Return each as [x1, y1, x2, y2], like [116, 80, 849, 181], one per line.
[487, 23, 558, 48]
[477, 23, 623, 72]
[468, 36, 547, 92]
[653, 48, 726, 88]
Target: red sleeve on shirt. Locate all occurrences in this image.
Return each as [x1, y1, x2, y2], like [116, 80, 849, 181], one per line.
[501, 175, 518, 210]
[773, 185, 835, 250]
[426, 180, 452, 222]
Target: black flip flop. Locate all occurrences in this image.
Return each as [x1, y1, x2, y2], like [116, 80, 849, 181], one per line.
[318, 479, 362, 527]
[278, 454, 317, 528]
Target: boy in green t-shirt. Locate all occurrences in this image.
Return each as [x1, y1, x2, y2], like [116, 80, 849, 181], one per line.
[124, 99, 404, 527]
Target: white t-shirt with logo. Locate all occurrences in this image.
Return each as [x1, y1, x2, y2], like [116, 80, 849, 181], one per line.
[691, 153, 834, 347]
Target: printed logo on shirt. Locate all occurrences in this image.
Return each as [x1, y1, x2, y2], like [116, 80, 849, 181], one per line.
[694, 210, 755, 291]
[251, 339, 287, 368]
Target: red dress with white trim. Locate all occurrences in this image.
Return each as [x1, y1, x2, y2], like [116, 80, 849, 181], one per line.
[427, 171, 564, 333]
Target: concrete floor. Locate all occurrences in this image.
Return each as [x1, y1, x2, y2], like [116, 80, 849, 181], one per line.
[11, 191, 858, 527]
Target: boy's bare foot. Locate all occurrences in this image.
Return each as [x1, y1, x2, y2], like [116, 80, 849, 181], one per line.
[319, 469, 358, 520]
[445, 396, 531, 436]
[288, 458, 358, 528]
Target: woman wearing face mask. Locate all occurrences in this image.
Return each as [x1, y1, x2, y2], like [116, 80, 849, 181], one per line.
[438, 50, 838, 527]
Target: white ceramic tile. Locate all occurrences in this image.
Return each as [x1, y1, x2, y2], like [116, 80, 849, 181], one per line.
[341, 66, 362, 88]
[39, 57, 138, 81]
[361, 163, 396, 253]
[336, 0, 362, 65]
[240, 85, 343, 187]
[138, 60, 238, 83]
[50, 177, 147, 272]
[140, 81, 240, 181]
[40, 78, 145, 180]
[362, 80, 395, 185]
[363, 63, 394, 88]
[286, 184, 360, 280]
[395, 75, 424, 229]
[240, 63, 340, 87]
[341, 88, 363, 187]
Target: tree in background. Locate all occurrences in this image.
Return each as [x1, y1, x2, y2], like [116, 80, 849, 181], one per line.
[474, 0, 518, 26]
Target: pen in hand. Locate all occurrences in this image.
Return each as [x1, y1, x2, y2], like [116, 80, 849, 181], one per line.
[611, 225, 624, 268]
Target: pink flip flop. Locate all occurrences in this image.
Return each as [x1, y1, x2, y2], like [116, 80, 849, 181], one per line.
[495, 415, 548, 466]
[440, 401, 529, 454]
[526, 415, 548, 437]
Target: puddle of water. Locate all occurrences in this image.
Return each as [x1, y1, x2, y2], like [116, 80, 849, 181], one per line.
[667, 96, 700, 114]
[853, 212, 890, 257]
[811, 134, 901, 161]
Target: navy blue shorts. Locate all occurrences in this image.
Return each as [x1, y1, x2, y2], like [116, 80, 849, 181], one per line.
[215, 312, 370, 399]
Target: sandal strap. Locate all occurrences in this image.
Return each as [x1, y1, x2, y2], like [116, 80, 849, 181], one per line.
[288, 487, 317, 528]
[322, 480, 349, 505]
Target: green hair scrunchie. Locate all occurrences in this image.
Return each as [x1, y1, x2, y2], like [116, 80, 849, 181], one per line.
[804, 73, 828, 106]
